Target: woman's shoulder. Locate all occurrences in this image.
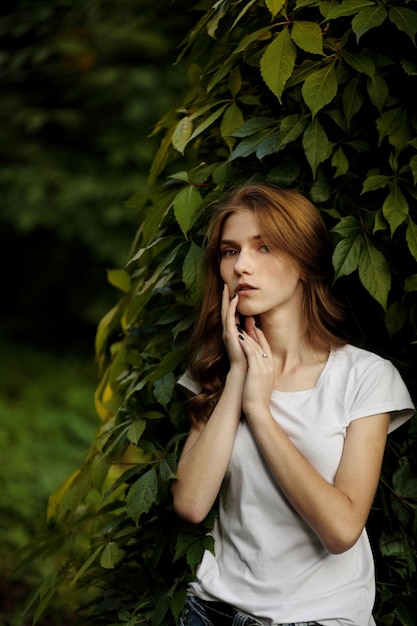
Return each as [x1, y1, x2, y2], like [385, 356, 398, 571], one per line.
[332, 343, 391, 370]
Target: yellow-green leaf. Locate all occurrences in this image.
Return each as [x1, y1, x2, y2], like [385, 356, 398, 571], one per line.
[264, 0, 285, 18]
[173, 185, 203, 238]
[260, 27, 296, 102]
[302, 63, 337, 117]
[382, 182, 409, 235]
[107, 269, 131, 293]
[291, 21, 324, 55]
[172, 116, 193, 154]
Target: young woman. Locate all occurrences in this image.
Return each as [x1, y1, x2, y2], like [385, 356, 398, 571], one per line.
[172, 184, 414, 626]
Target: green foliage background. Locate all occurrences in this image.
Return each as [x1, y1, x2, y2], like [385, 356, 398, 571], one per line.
[21, 1, 417, 626]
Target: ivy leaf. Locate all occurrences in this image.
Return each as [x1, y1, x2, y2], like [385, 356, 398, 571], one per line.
[388, 6, 417, 44]
[404, 274, 417, 293]
[301, 63, 338, 117]
[343, 51, 376, 80]
[107, 269, 131, 293]
[362, 174, 390, 192]
[277, 114, 308, 150]
[332, 216, 363, 280]
[358, 236, 391, 309]
[260, 27, 297, 102]
[183, 241, 205, 304]
[302, 118, 329, 178]
[367, 75, 388, 114]
[406, 217, 417, 261]
[351, 5, 387, 42]
[382, 182, 409, 235]
[331, 146, 349, 177]
[173, 185, 202, 238]
[322, 0, 376, 20]
[172, 116, 193, 155]
[376, 107, 402, 146]
[342, 76, 364, 129]
[153, 372, 176, 408]
[126, 468, 158, 525]
[159, 453, 177, 482]
[291, 21, 323, 55]
[231, 116, 275, 138]
[188, 104, 229, 142]
[100, 542, 125, 569]
[127, 420, 147, 446]
[264, 0, 285, 18]
[220, 103, 244, 138]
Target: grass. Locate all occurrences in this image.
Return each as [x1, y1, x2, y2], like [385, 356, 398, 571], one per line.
[0, 340, 99, 625]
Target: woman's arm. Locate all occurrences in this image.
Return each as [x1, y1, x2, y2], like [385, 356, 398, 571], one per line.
[172, 365, 245, 523]
[248, 408, 389, 554]
[172, 286, 247, 523]
[238, 323, 390, 553]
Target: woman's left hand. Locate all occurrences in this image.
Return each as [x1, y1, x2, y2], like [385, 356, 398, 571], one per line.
[238, 317, 275, 420]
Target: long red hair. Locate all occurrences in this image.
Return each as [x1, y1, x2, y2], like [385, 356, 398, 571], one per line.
[186, 184, 347, 423]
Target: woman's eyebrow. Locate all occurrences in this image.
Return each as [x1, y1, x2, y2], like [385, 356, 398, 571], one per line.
[220, 235, 262, 245]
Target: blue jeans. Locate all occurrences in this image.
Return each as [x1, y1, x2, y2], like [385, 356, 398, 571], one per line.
[178, 595, 319, 626]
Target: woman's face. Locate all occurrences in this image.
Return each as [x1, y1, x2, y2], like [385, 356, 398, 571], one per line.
[219, 209, 303, 319]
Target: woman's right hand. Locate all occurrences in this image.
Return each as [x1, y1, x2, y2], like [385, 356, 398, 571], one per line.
[221, 284, 248, 371]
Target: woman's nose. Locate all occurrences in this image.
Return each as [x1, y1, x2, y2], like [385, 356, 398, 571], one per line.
[234, 250, 252, 274]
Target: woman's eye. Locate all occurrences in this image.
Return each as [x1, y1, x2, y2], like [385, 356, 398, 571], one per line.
[260, 244, 269, 253]
[221, 249, 238, 257]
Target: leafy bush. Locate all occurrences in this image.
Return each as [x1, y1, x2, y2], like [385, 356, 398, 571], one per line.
[25, 2, 417, 625]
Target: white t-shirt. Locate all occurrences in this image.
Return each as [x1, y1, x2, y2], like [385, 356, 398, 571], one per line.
[180, 344, 414, 626]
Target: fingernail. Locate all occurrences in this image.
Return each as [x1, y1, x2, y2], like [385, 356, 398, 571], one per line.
[236, 324, 244, 333]
[231, 293, 237, 300]
[239, 334, 244, 341]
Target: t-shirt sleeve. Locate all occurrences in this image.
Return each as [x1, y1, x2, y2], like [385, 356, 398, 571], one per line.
[177, 369, 202, 395]
[347, 356, 414, 433]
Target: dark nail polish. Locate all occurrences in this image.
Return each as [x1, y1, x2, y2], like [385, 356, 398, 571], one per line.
[231, 293, 237, 300]
[236, 324, 244, 333]
[239, 334, 244, 341]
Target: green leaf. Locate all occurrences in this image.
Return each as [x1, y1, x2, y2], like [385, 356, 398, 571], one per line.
[406, 217, 417, 261]
[148, 349, 185, 383]
[220, 103, 244, 138]
[322, 0, 376, 20]
[388, 6, 417, 44]
[107, 269, 131, 293]
[126, 468, 158, 525]
[343, 51, 376, 80]
[385, 300, 407, 336]
[359, 236, 391, 309]
[231, 116, 276, 138]
[351, 5, 387, 42]
[277, 114, 308, 150]
[70, 545, 103, 586]
[100, 541, 125, 569]
[188, 104, 229, 141]
[302, 118, 329, 178]
[260, 27, 297, 102]
[342, 76, 364, 129]
[382, 182, 409, 235]
[291, 21, 324, 55]
[301, 63, 338, 117]
[148, 126, 175, 185]
[366, 75, 388, 114]
[264, 0, 285, 18]
[153, 372, 176, 408]
[404, 274, 417, 293]
[233, 26, 272, 55]
[376, 107, 402, 147]
[183, 241, 205, 304]
[127, 420, 146, 445]
[228, 66, 242, 97]
[332, 216, 363, 279]
[159, 453, 177, 481]
[172, 117, 193, 155]
[331, 146, 349, 177]
[410, 155, 417, 187]
[173, 185, 203, 238]
[362, 174, 390, 193]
